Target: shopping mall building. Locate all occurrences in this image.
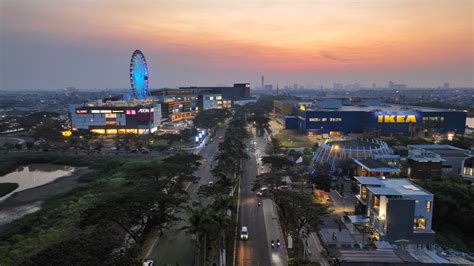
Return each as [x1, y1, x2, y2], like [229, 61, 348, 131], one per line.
[70, 100, 161, 135]
[284, 99, 467, 137]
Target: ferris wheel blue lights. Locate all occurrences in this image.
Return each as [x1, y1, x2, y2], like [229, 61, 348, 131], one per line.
[130, 50, 149, 99]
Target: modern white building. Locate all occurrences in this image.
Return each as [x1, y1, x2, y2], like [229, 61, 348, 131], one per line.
[198, 94, 230, 110]
[354, 177, 435, 246]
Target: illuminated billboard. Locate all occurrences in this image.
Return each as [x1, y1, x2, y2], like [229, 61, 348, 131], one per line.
[375, 112, 420, 124]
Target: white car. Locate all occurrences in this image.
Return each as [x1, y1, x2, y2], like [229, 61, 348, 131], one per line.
[240, 226, 248, 240]
[143, 260, 154, 266]
[256, 187, 268, 196]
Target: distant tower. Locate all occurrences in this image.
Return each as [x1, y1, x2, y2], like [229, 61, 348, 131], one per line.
[261, 76, 265, 89]
[276, 84, 279, 95]
[443, 82, 449, 89]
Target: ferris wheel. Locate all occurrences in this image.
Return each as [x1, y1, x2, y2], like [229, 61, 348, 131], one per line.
[130, 50, 149, 99]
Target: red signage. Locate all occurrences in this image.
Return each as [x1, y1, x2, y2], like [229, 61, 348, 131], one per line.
[76, 109, 88, 114]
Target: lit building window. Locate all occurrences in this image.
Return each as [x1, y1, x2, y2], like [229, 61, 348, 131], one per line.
[426, 201, 431, 213]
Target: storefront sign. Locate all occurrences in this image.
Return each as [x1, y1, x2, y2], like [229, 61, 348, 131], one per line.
[377, 114, 417, 123]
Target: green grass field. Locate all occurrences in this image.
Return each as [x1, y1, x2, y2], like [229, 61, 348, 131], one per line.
[273, 129, 314, 148]
[0, 182, 19, 197]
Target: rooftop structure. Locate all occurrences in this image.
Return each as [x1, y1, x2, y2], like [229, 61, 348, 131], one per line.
[354, 158, 401, 177]
[408, 145, 469, 175]
[312, 138, 392, 172]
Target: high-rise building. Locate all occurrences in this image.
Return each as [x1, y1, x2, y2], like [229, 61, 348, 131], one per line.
[443, 82, 450, 89]
[261, 76, 265, 89]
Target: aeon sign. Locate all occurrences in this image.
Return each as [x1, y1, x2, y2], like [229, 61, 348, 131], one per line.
[376, 112, 419, 123]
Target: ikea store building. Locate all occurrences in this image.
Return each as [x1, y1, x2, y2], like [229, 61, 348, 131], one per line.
[284, 99, 466, 137]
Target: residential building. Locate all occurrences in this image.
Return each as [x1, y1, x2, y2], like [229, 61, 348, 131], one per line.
[461, 156, 474, 182]
[354, 177, 435, 246]
[353, 158, 400, 177]
[407, 149, 444, 179]
[408, 145, 469, 174]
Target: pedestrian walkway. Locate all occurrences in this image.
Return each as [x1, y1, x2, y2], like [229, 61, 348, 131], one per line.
[262, 199, 288, 266]
[305, 232, 330, 266]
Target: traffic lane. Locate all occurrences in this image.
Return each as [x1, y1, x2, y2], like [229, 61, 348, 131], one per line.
[187, 131, 222, 198]
[146, 132, 221, 264]
[236, 137, 270, 266]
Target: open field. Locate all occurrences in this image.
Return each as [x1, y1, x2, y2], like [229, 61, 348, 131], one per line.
[273, 129, 314, 148]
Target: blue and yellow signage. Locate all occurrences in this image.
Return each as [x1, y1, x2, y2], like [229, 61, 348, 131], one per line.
[375, 112, 419, 124]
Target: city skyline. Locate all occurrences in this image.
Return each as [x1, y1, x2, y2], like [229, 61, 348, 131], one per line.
[1, 0, 473, 90]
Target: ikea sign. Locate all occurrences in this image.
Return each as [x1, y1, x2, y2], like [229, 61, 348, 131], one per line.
[376, 113, 419, 123]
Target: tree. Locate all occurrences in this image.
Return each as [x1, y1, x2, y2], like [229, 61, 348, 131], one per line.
[181, 202, 219, 263]
[267, 137, 282, 154]
[26, 226, 138, 265]
[261, 155, 293, 171]
[25, 142, 34, 150]
[337, 159, 355, 177]
[247, 113, 270, 136]
[274, 190, 330, 242]
[194, 109, 231, 129]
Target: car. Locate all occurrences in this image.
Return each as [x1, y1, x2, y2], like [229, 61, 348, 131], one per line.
[208, 181, 214, 187]
[240, 226, 248, 240]
[256, 186, 268, 196]
[143, 260, 154, 266]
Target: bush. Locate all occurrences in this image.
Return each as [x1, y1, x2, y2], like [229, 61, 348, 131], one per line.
[0, 182, 19, 197]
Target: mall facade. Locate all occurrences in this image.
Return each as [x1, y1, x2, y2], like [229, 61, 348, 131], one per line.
[70, 100, 161, 135]
[284, 99, 466, 137]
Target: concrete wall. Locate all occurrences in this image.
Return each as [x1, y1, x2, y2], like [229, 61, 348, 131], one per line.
[385, 199, 415, 243]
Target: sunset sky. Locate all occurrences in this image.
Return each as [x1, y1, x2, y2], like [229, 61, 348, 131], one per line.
[1, 0, 473, 90]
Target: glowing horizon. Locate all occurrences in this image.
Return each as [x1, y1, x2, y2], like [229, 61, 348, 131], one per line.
[1, 0, 473, 89]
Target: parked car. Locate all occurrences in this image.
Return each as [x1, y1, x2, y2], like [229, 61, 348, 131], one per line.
[143, 260, 154, 266]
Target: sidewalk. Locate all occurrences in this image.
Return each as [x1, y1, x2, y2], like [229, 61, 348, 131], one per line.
[306, 232, 331, 266]
[262, 199, 288, 266]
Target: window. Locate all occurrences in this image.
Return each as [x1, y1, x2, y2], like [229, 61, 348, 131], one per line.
[414, 217, 426, 230]
[426, 201, 431, 213]
[373, 195, 380, 210]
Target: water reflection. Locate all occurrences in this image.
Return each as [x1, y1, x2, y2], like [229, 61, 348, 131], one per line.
[0, 164, 75, 201]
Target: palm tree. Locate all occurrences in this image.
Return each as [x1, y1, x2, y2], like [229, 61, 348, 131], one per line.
[181, 202, 215, 264]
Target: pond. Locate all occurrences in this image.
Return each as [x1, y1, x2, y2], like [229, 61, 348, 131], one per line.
[0, 164, 75, 201]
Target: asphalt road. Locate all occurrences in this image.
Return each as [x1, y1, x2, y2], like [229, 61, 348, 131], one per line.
[146, 130, 224, 265]
[236, 127, 271, 266]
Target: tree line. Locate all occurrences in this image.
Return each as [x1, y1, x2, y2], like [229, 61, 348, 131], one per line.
[182, 108, 248, 265]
